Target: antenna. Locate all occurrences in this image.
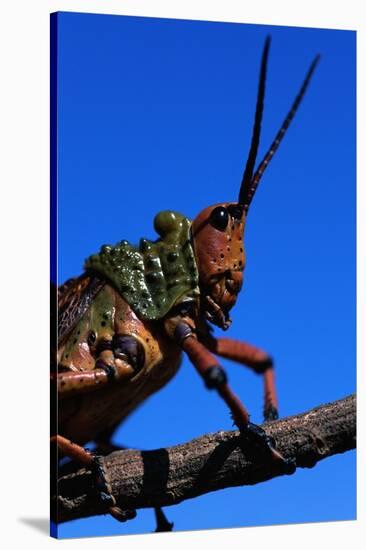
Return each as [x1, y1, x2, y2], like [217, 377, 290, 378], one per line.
[238, 36, 271, 207]
[242, 53, 320, 213]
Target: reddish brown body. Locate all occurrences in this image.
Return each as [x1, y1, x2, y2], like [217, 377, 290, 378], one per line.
[53, 37, 319, 525]
[58, 286, 182, 445]
[53, 202, 281, 508]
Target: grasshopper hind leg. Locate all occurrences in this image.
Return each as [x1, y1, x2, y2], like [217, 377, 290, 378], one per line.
[95, 428, 174, 532]
[52, 435, 136, 524]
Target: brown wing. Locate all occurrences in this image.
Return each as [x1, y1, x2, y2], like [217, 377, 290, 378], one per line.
[57, 273, 105, 345]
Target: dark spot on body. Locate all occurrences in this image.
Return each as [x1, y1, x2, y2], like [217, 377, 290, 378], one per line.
[88, 331, 96, 346]
[167, 252, 178, 262]
[101, 321, 106, 327]
[146, 272, 159, 283]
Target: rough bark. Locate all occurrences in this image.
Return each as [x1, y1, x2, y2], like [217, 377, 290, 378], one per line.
[54, 394, 356, 523]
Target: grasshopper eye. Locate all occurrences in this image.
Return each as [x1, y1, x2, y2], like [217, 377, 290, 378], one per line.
[210, 206, 229, 231]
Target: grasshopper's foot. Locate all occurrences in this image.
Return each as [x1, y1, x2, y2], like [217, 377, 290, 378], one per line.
[93, 456, 137, 523]
[264, 404, 279, 422]
[239, 422, 296, 475]
[154, 507, 174, 532]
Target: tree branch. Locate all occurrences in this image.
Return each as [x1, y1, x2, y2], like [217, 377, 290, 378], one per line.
[54, 394, 355, 523]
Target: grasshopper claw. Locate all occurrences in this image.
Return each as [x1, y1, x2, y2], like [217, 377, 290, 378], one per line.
[93, 456, 137, 522]
[239, 422, 296, 475]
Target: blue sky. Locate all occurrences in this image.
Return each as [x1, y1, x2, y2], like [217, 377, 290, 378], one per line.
[54, 12, 356, 539]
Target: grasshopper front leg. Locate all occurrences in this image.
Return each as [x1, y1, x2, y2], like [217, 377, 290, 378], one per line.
[203, 335, 278, 422]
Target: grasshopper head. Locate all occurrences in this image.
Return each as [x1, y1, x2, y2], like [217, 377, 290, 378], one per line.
[191, 37, 319, 329]
[191, 202, 246, 329]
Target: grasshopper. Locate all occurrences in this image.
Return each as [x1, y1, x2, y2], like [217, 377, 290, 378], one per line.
[51, 36, 319, 528]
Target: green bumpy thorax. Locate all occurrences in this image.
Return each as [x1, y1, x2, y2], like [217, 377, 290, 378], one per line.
[85, 211, 199, 320]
